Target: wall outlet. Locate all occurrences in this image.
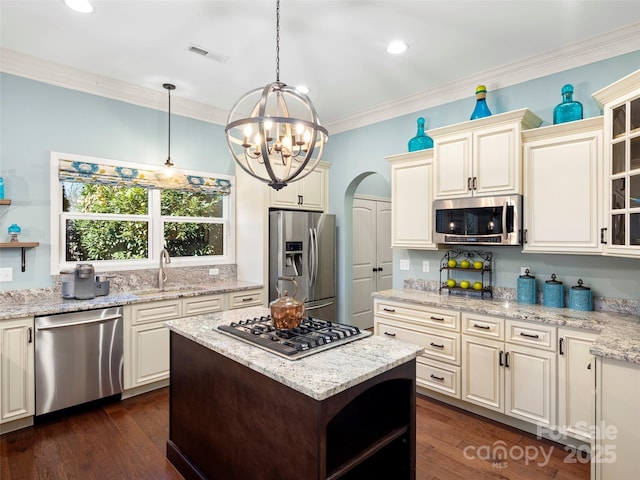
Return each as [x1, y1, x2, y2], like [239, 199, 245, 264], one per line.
[209, 268, 219, 275]
[399, 259, 410, 271]
[422, 261, 430, 273]
[0, 267, 13, 282]
[520, 266, 531, 276]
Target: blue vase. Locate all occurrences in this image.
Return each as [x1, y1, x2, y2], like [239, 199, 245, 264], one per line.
[553, 84, 583, 124]
[408, 117, 433, 152]
[470, 85, 492, 120]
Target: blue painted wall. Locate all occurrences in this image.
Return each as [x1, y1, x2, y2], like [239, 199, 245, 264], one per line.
[326, 51, 640, 322]
[0, 73, 232, 289]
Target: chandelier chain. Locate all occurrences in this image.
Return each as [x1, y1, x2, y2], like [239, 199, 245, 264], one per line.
[275, 0, 280, 82]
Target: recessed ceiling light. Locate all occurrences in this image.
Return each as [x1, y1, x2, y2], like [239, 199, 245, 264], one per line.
[63, 0, 94, 14]
[387, 41, 408, 55]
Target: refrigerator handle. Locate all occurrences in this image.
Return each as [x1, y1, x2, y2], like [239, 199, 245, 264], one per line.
[308, 228, 316, 287]
[313, 227, 319, 287]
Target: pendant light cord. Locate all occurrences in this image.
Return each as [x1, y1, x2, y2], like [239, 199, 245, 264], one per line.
[167, 87, 171, 161]
[275, 0, 280, 82]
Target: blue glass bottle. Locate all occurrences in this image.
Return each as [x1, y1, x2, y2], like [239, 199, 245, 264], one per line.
[553, 84, 583, 124]
[408, 117, 433, 152]
[470, 85, 492, 120]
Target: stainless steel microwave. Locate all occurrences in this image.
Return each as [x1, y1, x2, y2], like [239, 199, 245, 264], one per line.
[434, 194, 523, 246]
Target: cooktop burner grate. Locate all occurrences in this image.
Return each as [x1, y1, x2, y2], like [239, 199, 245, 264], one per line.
[216, 316, 371, 360]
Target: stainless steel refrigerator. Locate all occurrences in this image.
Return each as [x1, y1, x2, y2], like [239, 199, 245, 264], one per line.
[269, 210, 336, 321]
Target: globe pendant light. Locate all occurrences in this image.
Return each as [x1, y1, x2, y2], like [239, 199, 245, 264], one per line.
[163, 83, 176, 177]
[224, 0, 328, 191]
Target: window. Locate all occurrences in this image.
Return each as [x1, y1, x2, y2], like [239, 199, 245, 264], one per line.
[50, 152, 235, 273]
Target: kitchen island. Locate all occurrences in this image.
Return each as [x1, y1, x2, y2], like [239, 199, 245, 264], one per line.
[165, 306, 424, 480]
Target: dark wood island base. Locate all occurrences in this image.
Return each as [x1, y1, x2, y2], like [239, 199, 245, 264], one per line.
[167, 332, 417, 480]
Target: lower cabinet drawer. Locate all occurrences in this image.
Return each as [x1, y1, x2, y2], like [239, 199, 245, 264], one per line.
[183, 294, 225, 316]
[377, 320, 460, 365]
[228, 289, 263, 309]
[506, 319, 557, 351]
[416, 357, 461, 399]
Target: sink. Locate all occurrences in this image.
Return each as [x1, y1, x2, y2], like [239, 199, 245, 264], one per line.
[132, 286, 208, 298]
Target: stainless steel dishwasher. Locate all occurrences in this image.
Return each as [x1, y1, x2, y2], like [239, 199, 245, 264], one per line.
[35, 306, 123, 415]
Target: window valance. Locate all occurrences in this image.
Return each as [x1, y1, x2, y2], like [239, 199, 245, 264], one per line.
[58, 159, 231, 195]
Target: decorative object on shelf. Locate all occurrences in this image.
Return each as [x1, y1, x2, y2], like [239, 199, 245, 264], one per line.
[439, 249, 493, 298]
[543, 273, 564, 308]
[224, 0, 328, 191]
[162, 83, 176, 177]
[569, 279, 593, 311]
[8, 223, 21, 242]
[517, 268, 537, 304]
[553, 84, 583, 124]
[470, 84, 492, 120]
[0, 176, 4, 199]
[408, 117, 433, 152]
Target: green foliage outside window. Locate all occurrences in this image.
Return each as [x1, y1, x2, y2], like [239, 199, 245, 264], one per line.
[63, 183, 224, 261]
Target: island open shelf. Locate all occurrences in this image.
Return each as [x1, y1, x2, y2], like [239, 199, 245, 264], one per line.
[167, 331, 417, 480]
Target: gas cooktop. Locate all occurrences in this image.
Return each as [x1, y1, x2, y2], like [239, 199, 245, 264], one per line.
[216, 316, 371, 360]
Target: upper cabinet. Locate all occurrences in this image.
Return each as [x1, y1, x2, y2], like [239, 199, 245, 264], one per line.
[522, 117, 604, 254]
[593, 70, 640, 258]
[385, 149, 437, 250]
[268, 163, 328, 212]
[431, 109, 542, 199]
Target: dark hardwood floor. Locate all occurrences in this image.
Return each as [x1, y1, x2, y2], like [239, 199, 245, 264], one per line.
[1, 388, 589, 480]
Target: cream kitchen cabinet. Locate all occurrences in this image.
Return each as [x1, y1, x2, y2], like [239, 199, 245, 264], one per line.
[124, 299, 181, 390]
[0, 317, 34, 428]
[385, 150, 437, 249]
[268, 162, 328, 211]
[431, 109, 542, 199]
[374, 299, 461, 398]
[594, 356, 640, 479]
[522, 117, 604, 254]
[593, 69, 640, 257]
[462, 315, 557, 428]
[557, 327, 598, 442]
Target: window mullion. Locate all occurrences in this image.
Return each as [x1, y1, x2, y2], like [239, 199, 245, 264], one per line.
[149, 188, 162, 260]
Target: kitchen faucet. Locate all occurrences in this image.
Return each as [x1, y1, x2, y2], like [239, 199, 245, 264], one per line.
[159, 248, 171, 290]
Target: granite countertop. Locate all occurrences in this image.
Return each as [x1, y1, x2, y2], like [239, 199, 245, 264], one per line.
[373, 289, 640, 364]
[166, 305, 424, 401]
[0, 281, 263, 320]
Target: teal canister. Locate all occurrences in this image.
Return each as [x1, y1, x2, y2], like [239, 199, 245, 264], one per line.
[569, 279, 593, 311]
[543, 273, 564, 308]
[517, 269, 537, 304]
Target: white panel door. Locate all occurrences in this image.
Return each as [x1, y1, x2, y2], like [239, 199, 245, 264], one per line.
[352, 197, 392, 329]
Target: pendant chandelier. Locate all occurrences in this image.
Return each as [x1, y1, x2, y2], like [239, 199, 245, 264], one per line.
[224, 0, 328, 191]
[163, 83, 176, 177]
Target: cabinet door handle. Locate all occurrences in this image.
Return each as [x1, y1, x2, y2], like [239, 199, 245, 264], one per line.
[505, 352, 510, 368]
[297, 195, 303, 205]
[467, 177, 472, 191]
[242, 297, 254, 302]
[372, 267, 379, 272]
[473, 323, 491, 330]
[520, 332, 540, 339]
[430, 342, 445, 349]
[499, 350, 504, 366]
[472, 176, 477, 190]
[384, 332, 396, 337]
[587, 362, 592, 370]
[523, 229, 528, 244]
[383, 308, 396, 313]
[430, 316, 445, 322]
[28, 327, 33, 343]
[559, 338, 564, 355]
[430, 374, 445, 381]
[600, 227, 607, 244]
[378, 267, 383, 272]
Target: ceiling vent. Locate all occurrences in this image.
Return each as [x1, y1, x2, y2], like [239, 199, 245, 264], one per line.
[187, 43, 230, 63]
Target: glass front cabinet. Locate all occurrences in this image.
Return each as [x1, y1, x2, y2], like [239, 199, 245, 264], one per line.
[594, 69, 640, 257]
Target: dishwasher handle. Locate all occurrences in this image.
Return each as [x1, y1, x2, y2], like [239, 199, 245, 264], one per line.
[36, 314, 122, 330]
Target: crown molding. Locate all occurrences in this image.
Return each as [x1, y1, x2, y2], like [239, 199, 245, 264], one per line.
[325, 23, 640, 134]
[0, 48, 228, 125]
[2, 22, 639, 133]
